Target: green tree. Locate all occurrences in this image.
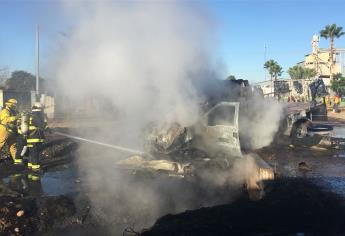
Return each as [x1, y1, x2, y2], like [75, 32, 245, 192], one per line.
[264, 59, 276, 81]
[226, 75, 236, 80]
[264, 60, 283, 97]
[264, 60, 283, 81]
[304, 68, 317, 80]
[5, 70, 47, 92]
[271, 64, 283, 80]
[330, 73, 345, 95]
[288, 66, 317, 80]
[320, 24, 345, 79]
[288, 65, 305, 80]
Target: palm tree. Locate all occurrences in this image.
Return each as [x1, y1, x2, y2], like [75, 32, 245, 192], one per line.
[320, 24, 345, 79]
[304, 68, 317, 80]
[264, 60, 283, 96]
[288, 65, 317, 81]
[264, 59, 277, 82]
[271, 64, 283, 80]
[288, 65, 304, 80]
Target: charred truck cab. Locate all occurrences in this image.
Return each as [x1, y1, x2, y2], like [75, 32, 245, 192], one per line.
[116, 102, 243, 178]
[116, 79, 274, 199]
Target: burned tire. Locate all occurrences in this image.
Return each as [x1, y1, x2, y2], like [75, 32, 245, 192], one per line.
[291, 120, 311, 138]
[291, 119, 312, 145]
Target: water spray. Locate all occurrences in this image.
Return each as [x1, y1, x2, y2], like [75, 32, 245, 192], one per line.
[54, 131, 145, 155]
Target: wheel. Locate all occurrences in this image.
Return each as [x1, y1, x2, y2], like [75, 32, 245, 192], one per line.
[292, 122, 310, 138]
[290, 120, 312, 145]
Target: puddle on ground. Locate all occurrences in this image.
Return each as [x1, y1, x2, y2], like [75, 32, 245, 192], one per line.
[331, 126, 345, 138]
[41, 164, 79, 196]
[2, 163, 80, 197]
[330, 126, 345, 155]
[334, 151, 345, 158]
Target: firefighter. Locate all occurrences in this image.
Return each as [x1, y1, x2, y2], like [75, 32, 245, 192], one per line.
[333, 94, 340, 112]
[27, 102, 47, 170]
[0, 99, 20, 164]
[8, 173, 43, 196]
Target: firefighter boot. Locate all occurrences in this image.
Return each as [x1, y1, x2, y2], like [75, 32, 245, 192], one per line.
[13, 158, 23, 165]
[28, 162, 40, 171]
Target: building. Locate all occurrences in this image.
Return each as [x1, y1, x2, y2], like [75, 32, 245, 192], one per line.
[257, 35, 345, 99]
[303, 35, 345, 83]
[304, 49, 345, 79]
[256, 80, 273, 96]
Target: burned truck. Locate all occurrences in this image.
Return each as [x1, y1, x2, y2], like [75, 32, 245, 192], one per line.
[116, 79, 275, 197]
[115, 78, 333, 192]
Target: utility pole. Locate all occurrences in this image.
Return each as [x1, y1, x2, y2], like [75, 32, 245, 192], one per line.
[264, 44, 273, 95]
[312, 35, 320, 78]
[36, 24, 40, 102]
[264, 43, 267, 81]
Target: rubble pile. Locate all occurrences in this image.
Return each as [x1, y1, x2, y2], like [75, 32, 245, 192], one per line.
[144, 122, 193, 156]
[0, 135, 83, 235]
[0, 196, 36, 235]
[0, 195, 80, 236]
[142, 178, 345, 236]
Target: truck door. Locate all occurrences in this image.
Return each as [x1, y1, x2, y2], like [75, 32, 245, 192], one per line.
[203, 102, 242, 158]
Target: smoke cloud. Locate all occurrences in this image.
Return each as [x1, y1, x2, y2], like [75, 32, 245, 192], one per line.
[52, 0, 228, 232]
[49, 0, 283, 233]
[240, 96, 284, 150]
[54, 1, 218, 129]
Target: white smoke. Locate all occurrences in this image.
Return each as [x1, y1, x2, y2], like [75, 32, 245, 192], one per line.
[52, 0, 226, 232]
[54, 1, 218, 128]
[240, 96, 284, 149]
[48, 0, 283, 233]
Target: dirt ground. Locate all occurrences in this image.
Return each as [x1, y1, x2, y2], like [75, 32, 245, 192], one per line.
[327, 109, 345, 123]
[256, 111, 345, 179]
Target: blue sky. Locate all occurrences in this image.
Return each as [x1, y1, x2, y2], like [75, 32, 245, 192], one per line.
[208, 0, 345, 81]
[1, 0, 345, 82]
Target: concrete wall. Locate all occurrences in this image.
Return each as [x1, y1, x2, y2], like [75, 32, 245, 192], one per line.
[43, 95, 55, 119]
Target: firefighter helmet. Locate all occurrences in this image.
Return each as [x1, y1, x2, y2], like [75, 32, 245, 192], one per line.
[5, 98, 18, 107]
[32, 102, 43, 110]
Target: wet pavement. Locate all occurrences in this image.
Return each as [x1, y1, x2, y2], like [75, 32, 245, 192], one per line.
[331, 126, 345, 138]
[256, 121, 345, 203]
[1, 164, 79, 197]
[41, 166, 79, 196]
